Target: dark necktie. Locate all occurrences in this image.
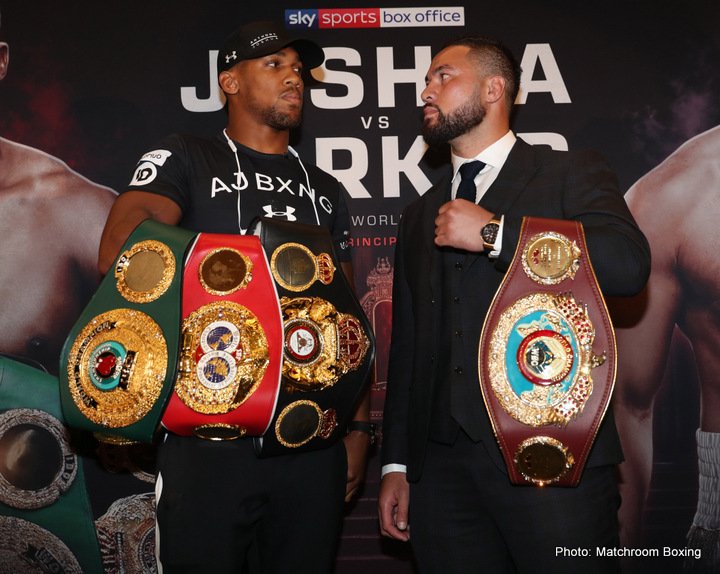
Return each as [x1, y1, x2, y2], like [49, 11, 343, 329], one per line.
[456, 160, 485, 202]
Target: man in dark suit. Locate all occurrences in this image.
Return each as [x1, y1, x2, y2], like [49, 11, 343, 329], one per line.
[378, 36, 650, 573]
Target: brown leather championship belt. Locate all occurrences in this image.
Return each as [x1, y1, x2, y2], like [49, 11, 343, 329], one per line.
[478, 217, 616, 487]
[250, 218, 374, 457]
[161, 233, 283, 440]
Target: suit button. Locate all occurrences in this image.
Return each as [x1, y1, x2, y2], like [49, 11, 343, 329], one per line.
[454, 366, 463, 375]
[455, 261, 463, 270]
[453, 296, 460, 304]
[455, 330, 463, 338]
[431, 298, 435, 305]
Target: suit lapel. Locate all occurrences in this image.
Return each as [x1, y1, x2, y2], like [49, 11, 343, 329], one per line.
[421, 171, 452, 299]
[478, 139, 537, 215]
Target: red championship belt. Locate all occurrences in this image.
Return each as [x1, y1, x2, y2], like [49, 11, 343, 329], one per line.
[161, 233, 283, 440]
[478, 217, 616, 487]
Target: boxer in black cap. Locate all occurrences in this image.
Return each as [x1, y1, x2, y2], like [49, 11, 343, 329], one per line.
[99, 20, 371, 574]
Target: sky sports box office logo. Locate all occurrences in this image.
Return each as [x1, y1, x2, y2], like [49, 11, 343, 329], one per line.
[285, 7, 465, 28]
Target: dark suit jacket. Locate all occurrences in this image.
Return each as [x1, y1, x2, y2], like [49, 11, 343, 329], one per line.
[382, 138, 651, 482]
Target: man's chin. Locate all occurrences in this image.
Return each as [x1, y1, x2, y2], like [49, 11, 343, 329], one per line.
[268, 112, 302, 131]
[421, 128, 447, 147]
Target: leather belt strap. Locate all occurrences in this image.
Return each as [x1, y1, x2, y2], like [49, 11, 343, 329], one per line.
[251, 218, 375, 457]
[59, 220, 195, 444]
[161, 232, 283, 440]
[479, 217, 616, 486]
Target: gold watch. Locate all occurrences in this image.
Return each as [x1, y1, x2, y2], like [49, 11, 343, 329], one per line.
[481, 218, 501, 251]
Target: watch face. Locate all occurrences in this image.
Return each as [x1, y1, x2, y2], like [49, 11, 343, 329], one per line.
[482, 222, 499, 244]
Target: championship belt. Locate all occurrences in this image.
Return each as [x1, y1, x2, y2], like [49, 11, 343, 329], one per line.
[478, 217, 616, 487]
[160, 233, 283, 440]
[95, 492, 157, 574]
[59, 220, 196, 444]
[251, 218, 375, 456]
[0, 357, 103, 573]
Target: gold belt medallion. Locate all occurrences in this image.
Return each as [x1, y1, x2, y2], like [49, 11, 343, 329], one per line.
[486, 292, 604, 428]
[114, 239, 176, 303]
[198, 247, 253, 295]
[514, 436, 575, 486]
[280, 296, 371, 392]
[521, 231, 581, 285]
[274, 400, 337, 448]
[66, 309, 168, 428]
[270, 242, 335, 292]
[175, 301, 269, 414]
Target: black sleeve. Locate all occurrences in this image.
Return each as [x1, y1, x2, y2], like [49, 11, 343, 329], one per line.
[496, 149, 650, 297]
[125, 133, 191, 214]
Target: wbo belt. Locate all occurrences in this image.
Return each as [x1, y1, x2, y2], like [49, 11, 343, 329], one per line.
[251, 217, 374, 457]
[161, 232, 283, 440]
[478, 217, 616, 487]
[59, 220, 195, 444]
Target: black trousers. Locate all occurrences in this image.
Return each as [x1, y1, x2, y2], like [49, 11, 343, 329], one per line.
[155, 433, 347, 573]
[410, 431, 620, 574]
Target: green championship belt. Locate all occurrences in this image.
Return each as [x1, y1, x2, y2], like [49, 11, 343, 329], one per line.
[251, 218, 375, 456]
[0, 356, 103, 573]
[479, 217, 616, 487]
[59, 220, 196, 444]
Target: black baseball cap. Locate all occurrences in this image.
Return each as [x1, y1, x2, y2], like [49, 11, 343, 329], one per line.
[217, 20, 324, 73]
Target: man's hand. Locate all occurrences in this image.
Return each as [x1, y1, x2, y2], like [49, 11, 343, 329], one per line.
[343, 430, 370, 501]
[434, 199, 494, 252]
[378, 471, 410, 541]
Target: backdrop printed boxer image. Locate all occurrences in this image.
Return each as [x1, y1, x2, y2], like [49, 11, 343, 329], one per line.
[1, 2, 719, 572]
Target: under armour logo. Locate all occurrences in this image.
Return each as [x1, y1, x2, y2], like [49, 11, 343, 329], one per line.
[225, 51, 237, 64]
[263, 205, 297, 221]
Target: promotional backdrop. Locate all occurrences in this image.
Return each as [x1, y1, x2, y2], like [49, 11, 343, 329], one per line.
[1, 2, 719, 572]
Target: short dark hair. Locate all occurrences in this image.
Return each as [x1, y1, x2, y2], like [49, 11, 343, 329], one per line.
[442, 36, 521, 105]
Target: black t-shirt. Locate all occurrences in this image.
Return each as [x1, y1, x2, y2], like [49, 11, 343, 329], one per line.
[126, 132, 351, 261]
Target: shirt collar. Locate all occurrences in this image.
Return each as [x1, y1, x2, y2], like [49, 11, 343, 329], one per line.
[451, 130, 517, 183]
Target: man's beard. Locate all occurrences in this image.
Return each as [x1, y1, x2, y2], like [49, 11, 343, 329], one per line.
[263, 105, 302, 130]
[422, 97, 486, 146]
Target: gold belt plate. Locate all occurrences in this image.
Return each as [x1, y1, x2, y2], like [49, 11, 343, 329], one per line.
[486, 292, 603, 427]
[270, 242, 335, 292]
[66, 309, 168, 428]
[175, 301, 269, 414]
[280, 296, 370, 392]
[114, 239, 176, 303]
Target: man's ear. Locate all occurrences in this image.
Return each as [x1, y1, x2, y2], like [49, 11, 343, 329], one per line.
[0, 43, 9, 81]
[485, 75, 506, 105]
[218, 69, 239, 96]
